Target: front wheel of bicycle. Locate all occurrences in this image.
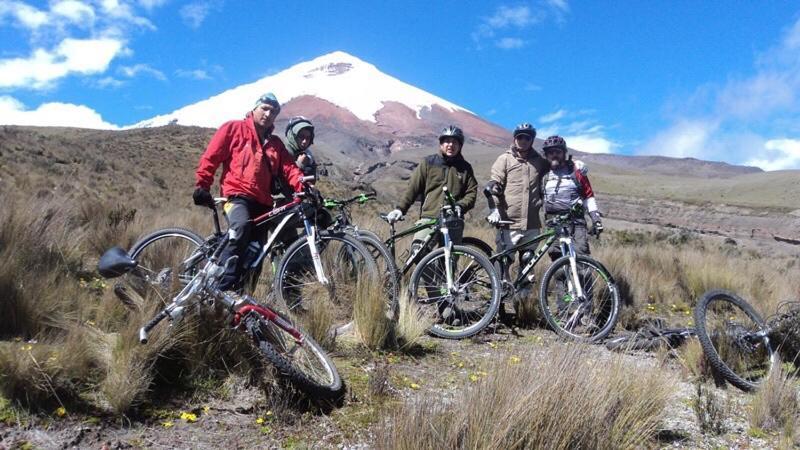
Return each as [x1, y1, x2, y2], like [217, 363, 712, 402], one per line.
[122, 228, 209, 308]
[694, 289, 776, 392]
[274, 230, 379, 335]
[408, 245, 501, 339]
[539, 255, 620, 342]
[245, 310, 344, 401]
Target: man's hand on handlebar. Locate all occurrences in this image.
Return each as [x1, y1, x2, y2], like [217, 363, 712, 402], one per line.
[487, 208, 502, 225]
[193, 187, 214, 208]
[386, 209, 403, 223]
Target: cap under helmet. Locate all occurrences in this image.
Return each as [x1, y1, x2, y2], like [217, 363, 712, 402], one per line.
[285, 116, 314, 136]
[513, 123, 536, 139]
[439, 125, 465, 146]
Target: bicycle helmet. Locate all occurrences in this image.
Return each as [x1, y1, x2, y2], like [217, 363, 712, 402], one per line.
[513, 123, 536, 139]
[439, 125, 465, 146]
[542, 135, 567, 152]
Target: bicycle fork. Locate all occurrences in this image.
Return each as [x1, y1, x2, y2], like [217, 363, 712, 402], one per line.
[303, 218, 330, 285]
[560, 237, 585, 300]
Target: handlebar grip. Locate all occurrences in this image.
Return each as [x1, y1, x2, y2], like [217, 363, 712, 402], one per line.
[139, 310, 168, 344]
[301, 175, 316, 183]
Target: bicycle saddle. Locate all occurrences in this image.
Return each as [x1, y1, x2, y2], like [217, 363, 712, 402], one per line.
[98, 246, 138, 278]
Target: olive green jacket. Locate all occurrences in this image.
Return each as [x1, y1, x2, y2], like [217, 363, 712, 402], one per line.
[396, 153, 478, 218]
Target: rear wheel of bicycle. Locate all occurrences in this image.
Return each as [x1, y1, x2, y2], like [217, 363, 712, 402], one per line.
[339, 229, 400, 321]
[245, 311, 344, 401]
[275, 231, 379, 336]
[122, 228, 209, 308]
[408, 245, 501, 339]
[462, 236, 494, 259]
[694, 289, 776, 392]
[539, 255, 620, 342]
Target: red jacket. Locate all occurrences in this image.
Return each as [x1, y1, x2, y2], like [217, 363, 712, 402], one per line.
[195, 114, 304, 207]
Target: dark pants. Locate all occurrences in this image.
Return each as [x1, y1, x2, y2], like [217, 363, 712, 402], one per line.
[547, 216, 590, 262]
[218, 197, 271, 291]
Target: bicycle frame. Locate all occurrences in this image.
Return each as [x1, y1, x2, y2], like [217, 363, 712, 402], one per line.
[384, 218, 438, 274]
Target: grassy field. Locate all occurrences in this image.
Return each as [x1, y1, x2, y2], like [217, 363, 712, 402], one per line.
[1, 125, 799, 448]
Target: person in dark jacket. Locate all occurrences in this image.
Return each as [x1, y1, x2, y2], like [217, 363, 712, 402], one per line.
[193, 92, 306, 291]
[284, 116, 320, 177]
[386, 125, 478, 247]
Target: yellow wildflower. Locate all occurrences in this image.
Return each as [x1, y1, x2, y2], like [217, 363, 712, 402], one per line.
[162, 421, 174, 428]
[266, 410, 273, 417]
[409, 383, 420, 390]
[256, 417, 265, 425]
[488, 342, 497, 349]
[509, 356, 521, 364]
[180, 412, 197, 423]
[55, 407, 67, 417]
[469, 374, 480, 382]
[202, 405, 210, 414]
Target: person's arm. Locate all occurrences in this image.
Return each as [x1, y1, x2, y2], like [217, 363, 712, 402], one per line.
[275, 140, 305, 193]
[396, 159, 426, 214]
[195, 122, 233, 189]
[457, 166, 478, 213]
[575, 170, 601, 221]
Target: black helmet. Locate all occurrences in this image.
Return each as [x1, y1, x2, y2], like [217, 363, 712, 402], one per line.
[439, 125, 465, 146]
[513, 123, 536, 139]
[285, 115, 314, 137]
[542, 135, 567, 151]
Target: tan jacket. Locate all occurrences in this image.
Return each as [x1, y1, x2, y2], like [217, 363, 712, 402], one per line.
[489, 147, 549, 230]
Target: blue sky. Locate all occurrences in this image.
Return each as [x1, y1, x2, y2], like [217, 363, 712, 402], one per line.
[1, 1, 800, 170]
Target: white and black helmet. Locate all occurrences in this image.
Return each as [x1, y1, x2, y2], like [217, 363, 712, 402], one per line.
[439, 125, 465, 146]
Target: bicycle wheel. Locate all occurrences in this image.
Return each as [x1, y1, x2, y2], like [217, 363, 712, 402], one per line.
[462, 236, 493, 259]
[694, 289, 776, 392]
[340, 229, 400, 321]
[539, 255, 620, 342]
[122, 228, 208, 308]
[274, 230, 378, 334]
[244, 309, 344, 400]
[408, 245, 501, 339]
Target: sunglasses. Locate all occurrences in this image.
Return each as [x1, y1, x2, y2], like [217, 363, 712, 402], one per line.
[515, 135, 533, 141]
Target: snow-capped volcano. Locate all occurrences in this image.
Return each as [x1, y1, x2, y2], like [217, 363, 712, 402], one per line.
[131, 51, 510, 148]
[133, 51, 471, 128]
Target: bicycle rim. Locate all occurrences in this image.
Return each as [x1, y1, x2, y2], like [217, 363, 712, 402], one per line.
[539, 255, 619, 342]
[694, 289, 776, 391]
[409, 246, 500, 339]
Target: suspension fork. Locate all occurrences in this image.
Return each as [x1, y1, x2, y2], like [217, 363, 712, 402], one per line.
[441, 226, 455, 291]
[559, 236, 585, 299]
[303, 217, 330, 285]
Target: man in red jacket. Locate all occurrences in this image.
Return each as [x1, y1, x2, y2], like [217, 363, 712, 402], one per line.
[193, 92, 305, 291]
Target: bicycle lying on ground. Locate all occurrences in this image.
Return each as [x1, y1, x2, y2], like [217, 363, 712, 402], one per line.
[96, 193, 347, 400]
[116, 177, 378, 335]
[606, 289, 798, 392]
[483, 188, 620, 342]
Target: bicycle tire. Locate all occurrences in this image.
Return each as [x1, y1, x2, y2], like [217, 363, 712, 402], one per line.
[539, 255, 620, 342]
[245, 311, 344, 401]
[694, 289, 776, 392]
[462, 236, 493, 258]
[408, 245, 501, 339]
[342, 229, 400, 321]
[124, 228, 207, 307]
[274, 230, 379, 335]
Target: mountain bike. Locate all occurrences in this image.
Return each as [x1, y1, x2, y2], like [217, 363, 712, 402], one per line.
[323, 193, 399, 320]
[116, 180, 378, 334]
[605, 289, 791, 392]
[96, 227, 345, 400]
[404, 187, 502, 339]
[483, 189, 620, 342]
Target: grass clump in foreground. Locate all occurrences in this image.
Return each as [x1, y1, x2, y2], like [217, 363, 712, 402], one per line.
[378, 344, 674, 450]
[749, 367, 799, 445]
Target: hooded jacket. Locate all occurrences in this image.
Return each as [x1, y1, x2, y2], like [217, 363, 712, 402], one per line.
[396, 153, 478, 218]
[195, 113, 304, 207]
[489, 146, 550, 230]
[285, 120, 317, 177]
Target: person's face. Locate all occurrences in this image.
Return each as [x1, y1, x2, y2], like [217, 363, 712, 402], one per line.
[252, 104, 279, 129]
[544, 148, 566, 168]
[296, 127, 313, 151]
[514, 134, 533, 151]
[439, 137, 462, 157]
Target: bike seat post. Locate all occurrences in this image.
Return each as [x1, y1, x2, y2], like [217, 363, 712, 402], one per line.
[212, 207, 222, 235]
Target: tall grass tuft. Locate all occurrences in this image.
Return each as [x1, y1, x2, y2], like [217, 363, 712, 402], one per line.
[378, 344, 674, 449]
[354, 278, 394, 350]
[394, 292, 432, 351]
[749, 367, 799, 439]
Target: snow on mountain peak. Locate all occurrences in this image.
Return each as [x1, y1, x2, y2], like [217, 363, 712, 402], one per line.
[131, 51, 470, 128]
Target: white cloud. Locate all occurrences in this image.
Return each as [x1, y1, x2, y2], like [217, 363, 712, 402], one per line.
[119, 63, 166, 80]
[51, 0, 96, 24]
[0, 2, 48, 29]
[138, 0, 169, 10]
[486, 5, 536, 29]
[94, 76, 124, 88]
[524, 82, 542, 92]
[641, 119, 718, 158]
[546, 0, 569, 13]
[539, 108, 567, 123]
[0, 38, 125, 89]
[746, 139, 800, 171]
[180, 1, 212, 28]
[563, 135, 614, 154]
[0, 95, 118, 129]
[176, 68, 211, 80]
[495, 37, 525, 49]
